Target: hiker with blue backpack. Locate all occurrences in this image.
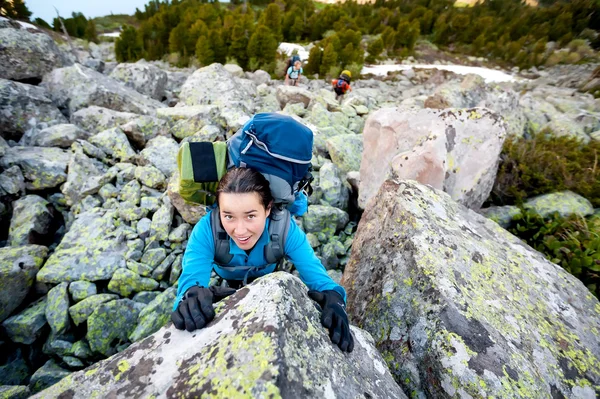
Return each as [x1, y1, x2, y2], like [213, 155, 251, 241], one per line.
[285, 59, 303, 86]
[171, 113, 354, 353]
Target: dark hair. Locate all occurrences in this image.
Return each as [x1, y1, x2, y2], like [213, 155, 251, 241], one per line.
[216, 167, 273, 209]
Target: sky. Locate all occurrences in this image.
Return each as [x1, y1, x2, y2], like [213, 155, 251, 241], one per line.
[26, 0, 151, 24]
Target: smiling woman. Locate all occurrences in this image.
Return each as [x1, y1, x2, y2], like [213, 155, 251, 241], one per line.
[172, 167, 355, 352]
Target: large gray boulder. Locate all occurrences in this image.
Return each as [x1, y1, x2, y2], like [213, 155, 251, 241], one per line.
[36, 209, 128, 283]
[33, 273, 406, 399]
[8, 195, 53, 246]
[0, 79, 68, 141]
[177, 63, 256, 113]
[359, 107, 507, 210]
[21, 124, 91, 148]
[0, 245, 48, 322]
[275, 85, 313, 108]
[86, 299, 142, 357]
[41, 65, 165, 117]
[2, 297, 47, 344]
[139, 136, 179, 178]
[61, 148, 110, 206]
[342, 179, 600, 398]
[524, 190, 595, 219]
[109, 60, 168, 100]
[425, 74, 526, 137]
[0, 146, 71, 190]
[0, 28, 71, 81]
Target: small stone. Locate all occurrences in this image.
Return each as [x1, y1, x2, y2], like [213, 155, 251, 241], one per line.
[2, 297, 47, 344]
[108, 269, 159, 297]
[71, 340, 93, 359]
[98, 183, 119, 201]
[141, 248, 167, 269]
[152, 252, 177, 281]
[127, 261, 153, 277]
[140, 196, 161, 212]
[62, 355, 85, 368]
[119, 180, 141, 205]
[129, 287, 177, 342]
[306, 233, 320, 249]
[45, 282, 71, 335]
[86, 299, 141, 356]
[168, 223, 190, 243]
[68, 294, 119, 326]
[136, 218, 152, 239]
[168, 254, 183, 285]
[132, 291, 161, 304]
[0, 385, 30, 399]
[68, 281, 98, 303]
[28, 360, 71, 394]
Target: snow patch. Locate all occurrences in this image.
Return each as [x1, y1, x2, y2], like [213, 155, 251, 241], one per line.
[0, 17, 39, 30]
[278, 42, 309, 61]
[100, 32, 121, 38]
[361, 63, 517, 83]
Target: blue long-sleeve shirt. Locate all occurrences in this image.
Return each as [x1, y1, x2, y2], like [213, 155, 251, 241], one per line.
[174, 211, 346, 310]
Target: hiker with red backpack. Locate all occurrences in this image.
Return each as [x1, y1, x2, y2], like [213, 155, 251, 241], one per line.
[332, 70, 352, 102]
[171, 113, 354, 353]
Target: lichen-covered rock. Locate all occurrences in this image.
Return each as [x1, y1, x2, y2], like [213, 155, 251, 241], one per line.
[119, 180, 141, 205]
[0, 79, 67, 141]
[41, 65, 165, 117]
[325, 134, 363, 174]
[134, 165, 166, 190]
[301, 204, 349, 235]
[109, 61, 168, 100]
[138, 136, 179, 178]
[129, 287, 177, 342]
[150, 200, 174, 242]
[2, 297, 47, 344]
[0, 146, 70, 189]
[275, 85, 313, 109]
[342, 179, 600, 398]
[0, 165, 25, 196]
[37, 209, 128, 283]
[126, 260, 153, 277]
[88, 128, 136, 162]
[28, 360, 70, 394]
[86, 299, 142, 357]
[61, 149, 110, 206]
[71, 340, 93, 359]
[71, 106, 138, 134]
[177, 63, 256, 113]
[22, 124, 90, 148]
[524, 190, 595, 219]
[140, 248, 167, 270]
[119, 115, 169, 148]
[69, 281, 97, 303]
[68, 294, 119, 326]
[359, 107, 507, 210]
[479, 205, 522, 228]
[151, 252, 177, 281]
[317, 162, 349, 210]
[8, 195, 53, 246]
[216, 107, 250, 136]
[108, 269, 159, 297]
[0, 385, 30, 399]
[0, 348, 29, 385]
[34, 273, 406, 399]
[168, 224, 190, 243]
[0, 28, 71, 81]
[156, 104, 218, 123]
[0, 245, 47, 322]
[45, 282, 70, 335]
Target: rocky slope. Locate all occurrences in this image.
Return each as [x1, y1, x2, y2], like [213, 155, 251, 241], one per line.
[0, 20, 599, 398]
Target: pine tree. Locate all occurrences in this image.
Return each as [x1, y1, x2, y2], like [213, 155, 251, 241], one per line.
[319, 43, 337, 77]
[85, 20, 98, 43]
[366, 37, 383, 64]
[169, 24, 188, 56]
[115, 25, 143, 62]
[229, 23, 249, 68]
[34, 18, 51, 29]
[209, 29, 227, 64]
[259, 4, 282, 41]
[248, 24, 278, 70]
[196, 35, 214, 66]
[339, 43, 355, 67]
[2, 0, 32, 20]
[305, 45, 321, 75]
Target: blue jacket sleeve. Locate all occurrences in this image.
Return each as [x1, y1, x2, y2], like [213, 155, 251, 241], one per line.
[173, 213, 215, 310]
[284, 220, 347, 303]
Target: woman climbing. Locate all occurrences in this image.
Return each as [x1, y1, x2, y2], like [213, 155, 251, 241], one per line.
[171, 167, 354, 353]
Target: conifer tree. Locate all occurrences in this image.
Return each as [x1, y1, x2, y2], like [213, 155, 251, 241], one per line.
[319, 43, 337, 76]
[209, 29, 227, 64]
[366, 37, 383, 63]
[169, 24, 188, 56]
[229, 23, 249, 68]
[1, 0, 31, 20]
[305, 45, 322, 75]
[85, 20, 98, 43]
[196, 35, 214, 66]
[259, 4, 282, 42]
[115, 25, 143, 62]
[248, 24, 278, 70]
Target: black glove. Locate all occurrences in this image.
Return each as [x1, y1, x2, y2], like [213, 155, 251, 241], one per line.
[172, 285, 236, 332]
[308, 290, 354, 353]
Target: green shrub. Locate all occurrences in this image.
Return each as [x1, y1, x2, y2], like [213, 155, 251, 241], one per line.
[491, 130, 600, 207]
[509, 210, 600, 298]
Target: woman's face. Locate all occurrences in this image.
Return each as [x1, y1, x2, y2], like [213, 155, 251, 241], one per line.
[219, 192, 271, 250]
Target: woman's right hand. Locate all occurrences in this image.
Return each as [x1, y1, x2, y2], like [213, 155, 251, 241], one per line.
[172, 285, 236, 331]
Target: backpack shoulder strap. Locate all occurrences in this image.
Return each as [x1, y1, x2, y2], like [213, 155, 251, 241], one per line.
[264, 207, 291, 265]
[211, 207, 234, 265]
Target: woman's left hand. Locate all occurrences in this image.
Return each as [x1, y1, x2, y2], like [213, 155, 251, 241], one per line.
[308, 290, 354, 353]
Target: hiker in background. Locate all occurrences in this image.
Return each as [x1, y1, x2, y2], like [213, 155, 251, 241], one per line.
[332, 70, 352, 102]
[285, 60, 303, 86]
[284, 54, 301, 78]
[172, 167, 354, 353]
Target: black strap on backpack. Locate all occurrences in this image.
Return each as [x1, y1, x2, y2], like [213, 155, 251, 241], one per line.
[210, 206, 290, 268]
